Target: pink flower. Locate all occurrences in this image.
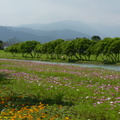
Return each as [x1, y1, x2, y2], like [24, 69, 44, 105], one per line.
[116, 97, 120, 99]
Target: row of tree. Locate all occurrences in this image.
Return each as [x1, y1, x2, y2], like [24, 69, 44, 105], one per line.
[5, 37, 120, 63]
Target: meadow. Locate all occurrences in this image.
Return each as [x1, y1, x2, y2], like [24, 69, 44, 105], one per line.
[0, 50, 106, 64]
[0, 59, 120, 120]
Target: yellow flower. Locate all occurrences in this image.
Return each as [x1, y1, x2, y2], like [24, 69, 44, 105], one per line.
[55, 115, 59, 117]
[29, 109, 34, 113]
[37, 118, 41, 120]
[50, 117, 56, 120]
[3, 117, 8, 119]
[59, 105, 62, 108]
[65, 117, 69, 119]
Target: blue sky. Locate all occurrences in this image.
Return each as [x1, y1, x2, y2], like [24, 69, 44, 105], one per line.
[0, 0, 120, 26]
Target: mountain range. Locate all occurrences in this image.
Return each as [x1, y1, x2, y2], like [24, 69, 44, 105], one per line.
[20, 20, 105, 38]
[0, 20, 119, 44]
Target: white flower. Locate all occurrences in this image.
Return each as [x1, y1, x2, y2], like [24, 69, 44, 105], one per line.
[86, 96, 89, 99]
[110, 101, 114, 104]
[97, 102, 101, 104]
[76, 89, 79, 91]
[107, 97, 111, 100]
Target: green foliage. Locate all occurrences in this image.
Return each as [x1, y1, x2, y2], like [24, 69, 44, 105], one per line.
[86, 40, 97, 60]
[63, 41, 75, 56]
[17, 40, 39, 57]
[5, 43, 19, 56]
[4, 37, 120, 64]
[34, 43, 42, 53]
[74, 38, 91, 60]
[41, 42, 49, 58]
[91, 35, 101, 41]
[41, 39, 64, 58]
[109, 38, 120, 54]
[55, 44, 63, 58]
[34, 43, 42, 57]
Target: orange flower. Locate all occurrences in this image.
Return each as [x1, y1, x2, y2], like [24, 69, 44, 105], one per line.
[50, 117, 56, 120]
[65, 117, 69, 119]
[55, 115, 59, 117]
[1, 101, 5, 104]
[37, 118, 41, 120]
[59, 105, 62, 108]
[5, 105, 8, 107]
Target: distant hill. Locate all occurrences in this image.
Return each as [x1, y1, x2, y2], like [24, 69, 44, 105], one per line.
[0, 26, 54, 43]
[22, 20, 120, 38]
[1, 20, 119, 44]
[20, 20, 105, 38]
[10, 27, 90, 39]
[0, 25, 91, 43]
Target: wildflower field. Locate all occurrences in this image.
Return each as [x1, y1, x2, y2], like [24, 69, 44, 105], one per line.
[0, 59, 120, 120]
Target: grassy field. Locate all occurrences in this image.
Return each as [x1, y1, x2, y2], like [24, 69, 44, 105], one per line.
[0, 50, 106, 64]
[1, 50, 120, 65]
[0, 59, 120, 120]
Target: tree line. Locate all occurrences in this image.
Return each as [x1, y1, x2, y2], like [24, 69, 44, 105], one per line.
[5, 36, 120, 64]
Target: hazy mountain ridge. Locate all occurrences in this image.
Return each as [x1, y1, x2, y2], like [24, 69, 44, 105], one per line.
[0, 21, 92, 43]
[21, 20, 105, 37]
[21, 20, 120, 38]
[9, 26, 90, 39]
[0, 21, 119, 44]
[0, 26, 54, 43]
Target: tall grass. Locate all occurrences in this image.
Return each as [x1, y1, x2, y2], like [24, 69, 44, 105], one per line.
[0, 59, 120, 119]
[0, 50, 106, 64]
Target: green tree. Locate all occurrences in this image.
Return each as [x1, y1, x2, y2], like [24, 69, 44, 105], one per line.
[93, 37, 115, 62]
[74, 38, 91, 60]
[34, 43, 42, 58]
[55, 44, 63, 59]
[46, 41, 56, 58]
[18, 40, 39, 57]
[108, 37, 120, 62]
[63, 41, 75, 58]
[41, 42, 49, 58]
[52, 39, 64, 58]
[60, 40, 79, 61]
[59, 41, 70, 59]
[5, 43, 19, 56]
[91, 35, 101, 41]
[42, 39, 64, 59]
[92, 39, 110, 61]
[102, 37, 115, 62]
[86, 40, 97, 60]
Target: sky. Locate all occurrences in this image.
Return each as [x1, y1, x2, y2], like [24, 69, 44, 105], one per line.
[0, 0, 120, 26]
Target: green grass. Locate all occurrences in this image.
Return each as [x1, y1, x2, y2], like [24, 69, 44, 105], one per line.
[0, 59, 120, 119]
[1, 50, 120, 65]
